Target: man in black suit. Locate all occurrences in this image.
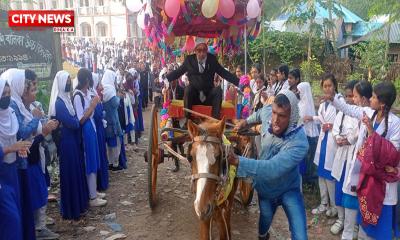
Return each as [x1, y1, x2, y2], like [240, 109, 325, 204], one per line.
[165, 43, 239, 119]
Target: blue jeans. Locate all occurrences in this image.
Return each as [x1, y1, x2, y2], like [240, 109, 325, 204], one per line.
[258, 189, 308, 240]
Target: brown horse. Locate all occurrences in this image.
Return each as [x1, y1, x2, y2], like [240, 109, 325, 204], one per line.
[187, 118, 238, 240]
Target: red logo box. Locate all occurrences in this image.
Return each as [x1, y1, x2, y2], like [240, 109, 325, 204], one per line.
[8, 10, 74, 28]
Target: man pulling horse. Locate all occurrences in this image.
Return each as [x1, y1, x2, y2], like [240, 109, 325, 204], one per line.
[228, 90, 309, 240]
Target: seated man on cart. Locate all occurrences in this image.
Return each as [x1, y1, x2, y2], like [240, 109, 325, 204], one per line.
[164, 42, 239, 120]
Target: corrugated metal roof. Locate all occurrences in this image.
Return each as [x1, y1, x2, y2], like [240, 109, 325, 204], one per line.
[338, 22, 400, 48]
[352, 21, 383, 37]
[274, 2, 364, 24]
[361, 22, 400, 43]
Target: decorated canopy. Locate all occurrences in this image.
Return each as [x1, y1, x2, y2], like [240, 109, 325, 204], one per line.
[127, 0, 263, 60]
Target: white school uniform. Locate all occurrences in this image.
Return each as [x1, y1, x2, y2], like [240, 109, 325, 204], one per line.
[313, 101, 338, 171]
[331, 111, 359, 182]
[332, 95, 400, 204]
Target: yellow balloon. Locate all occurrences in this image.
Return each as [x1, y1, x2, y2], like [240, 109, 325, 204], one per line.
[201, 0, 219, 18]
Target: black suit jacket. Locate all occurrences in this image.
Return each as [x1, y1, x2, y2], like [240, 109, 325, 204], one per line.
[166, 53, 239, 91]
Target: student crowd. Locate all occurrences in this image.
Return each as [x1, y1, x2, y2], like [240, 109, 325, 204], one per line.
[0, 49, 399, 240]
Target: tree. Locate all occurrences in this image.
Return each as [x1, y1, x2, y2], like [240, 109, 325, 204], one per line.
[352, 41, 387, 82]
[282, 0, 320, 62]
[282, 0, 343, 61]
[368, 0, 400, 61]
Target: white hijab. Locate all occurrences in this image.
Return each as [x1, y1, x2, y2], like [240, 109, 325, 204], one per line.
[48, 70, 75, 117]
[90, 72, 100, 97]
[297, 82, 319, 137]
[102, 69, 117, 102]
[1, 68, 34, 124]
[0, 76, 19, 163]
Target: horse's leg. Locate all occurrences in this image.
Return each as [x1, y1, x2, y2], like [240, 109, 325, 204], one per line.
[199, 219, 211, 240]
[226, 179, 239, 239]
[215, 208, 229, 240]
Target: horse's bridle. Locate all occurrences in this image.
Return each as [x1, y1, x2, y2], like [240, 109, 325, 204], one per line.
[190, 135, 225, 186]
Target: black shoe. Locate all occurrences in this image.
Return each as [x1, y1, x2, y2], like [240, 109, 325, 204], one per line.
[108, 165, 113, 170]
[259, 233, 270, 240]
[110, 166, 123, 171]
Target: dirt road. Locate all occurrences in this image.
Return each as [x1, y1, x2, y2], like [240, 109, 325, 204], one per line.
[47, 108, 340, 240]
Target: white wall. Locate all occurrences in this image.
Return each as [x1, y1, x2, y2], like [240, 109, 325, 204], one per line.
[110, 15, 127, 41]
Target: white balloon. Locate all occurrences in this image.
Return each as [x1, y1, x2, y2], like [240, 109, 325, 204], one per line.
[126, 0, 143, 13]
[246, 0, 260, 19]
[137, 11, 146, 29]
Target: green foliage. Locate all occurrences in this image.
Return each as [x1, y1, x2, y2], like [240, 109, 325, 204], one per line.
[368, 0, 400, 23]
[300, 56, 324, 81]
[339, 0, 372, 20]
[346, 72, 364, 81]
[248, 31, 325, 65]
[351, 41, 388, 81]
[36, 81, 51, 113]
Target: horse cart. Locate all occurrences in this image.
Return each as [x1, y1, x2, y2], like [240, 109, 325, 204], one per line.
[145, 100, 258, 209]
[140, 0, 262, 238]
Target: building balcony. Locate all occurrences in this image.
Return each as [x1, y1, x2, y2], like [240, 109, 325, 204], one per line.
[94, 6, 110, 15]
[76, 6, 111, 16]
[77, 6, 93, 15]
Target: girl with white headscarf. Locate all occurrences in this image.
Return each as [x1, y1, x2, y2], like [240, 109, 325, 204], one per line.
[2, 68, 59, 239]
[126, 68, 144, 149]
[297, 82, 320, 183]
[73, 68, 107, 207]
[121, 70, 135, 150]
[90, 72, 109, 191]
[0, 76, 32, 240]
[49, 70, 91, 220]
[101, 69, 124, 170]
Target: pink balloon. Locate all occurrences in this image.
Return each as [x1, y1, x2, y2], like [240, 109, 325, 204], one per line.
[246, 0, 260, 19]
[219, 0, 235, 19]
[165, 0, 180, 18]
[185, 36, 195, 52]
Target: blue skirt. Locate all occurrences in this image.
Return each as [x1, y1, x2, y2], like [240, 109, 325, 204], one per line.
[18, 168, 36, 240]
[134, 96, 144, 132]
[342, 193, 359, 210]
[118, 136, 127, 169]
[96, 123, 109, 191]
[335, 162, 346, 206]
[58, 130, 89, 220]
[125, 105, 134, 133]
[358, 205, 399, 239]
[82, 121, 100, 175]
[317, 133, 334, 180]
[27, 162, 48, 210]
[0, 161, 22, 240]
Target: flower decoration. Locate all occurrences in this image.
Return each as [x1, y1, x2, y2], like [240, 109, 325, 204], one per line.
[160, 100, 172, 128]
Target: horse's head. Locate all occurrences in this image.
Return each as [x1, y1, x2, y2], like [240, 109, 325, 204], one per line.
[187, 118, 225, 220]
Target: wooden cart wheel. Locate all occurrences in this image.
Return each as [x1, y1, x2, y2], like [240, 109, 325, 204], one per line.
[148, 105, 159, 209]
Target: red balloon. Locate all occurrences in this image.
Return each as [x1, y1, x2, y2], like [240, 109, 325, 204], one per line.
[165, 0, 180, 18]
[219, 0, 235, 19]
[184, 36, 195, 52]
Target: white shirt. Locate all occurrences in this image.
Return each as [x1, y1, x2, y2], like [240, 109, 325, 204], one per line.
[73, 90, 96, 132]
[250, 79, 258, 94]
[198, 57, 207, 73]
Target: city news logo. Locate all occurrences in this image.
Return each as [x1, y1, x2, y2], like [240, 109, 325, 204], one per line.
[8, 10, 75, 33]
